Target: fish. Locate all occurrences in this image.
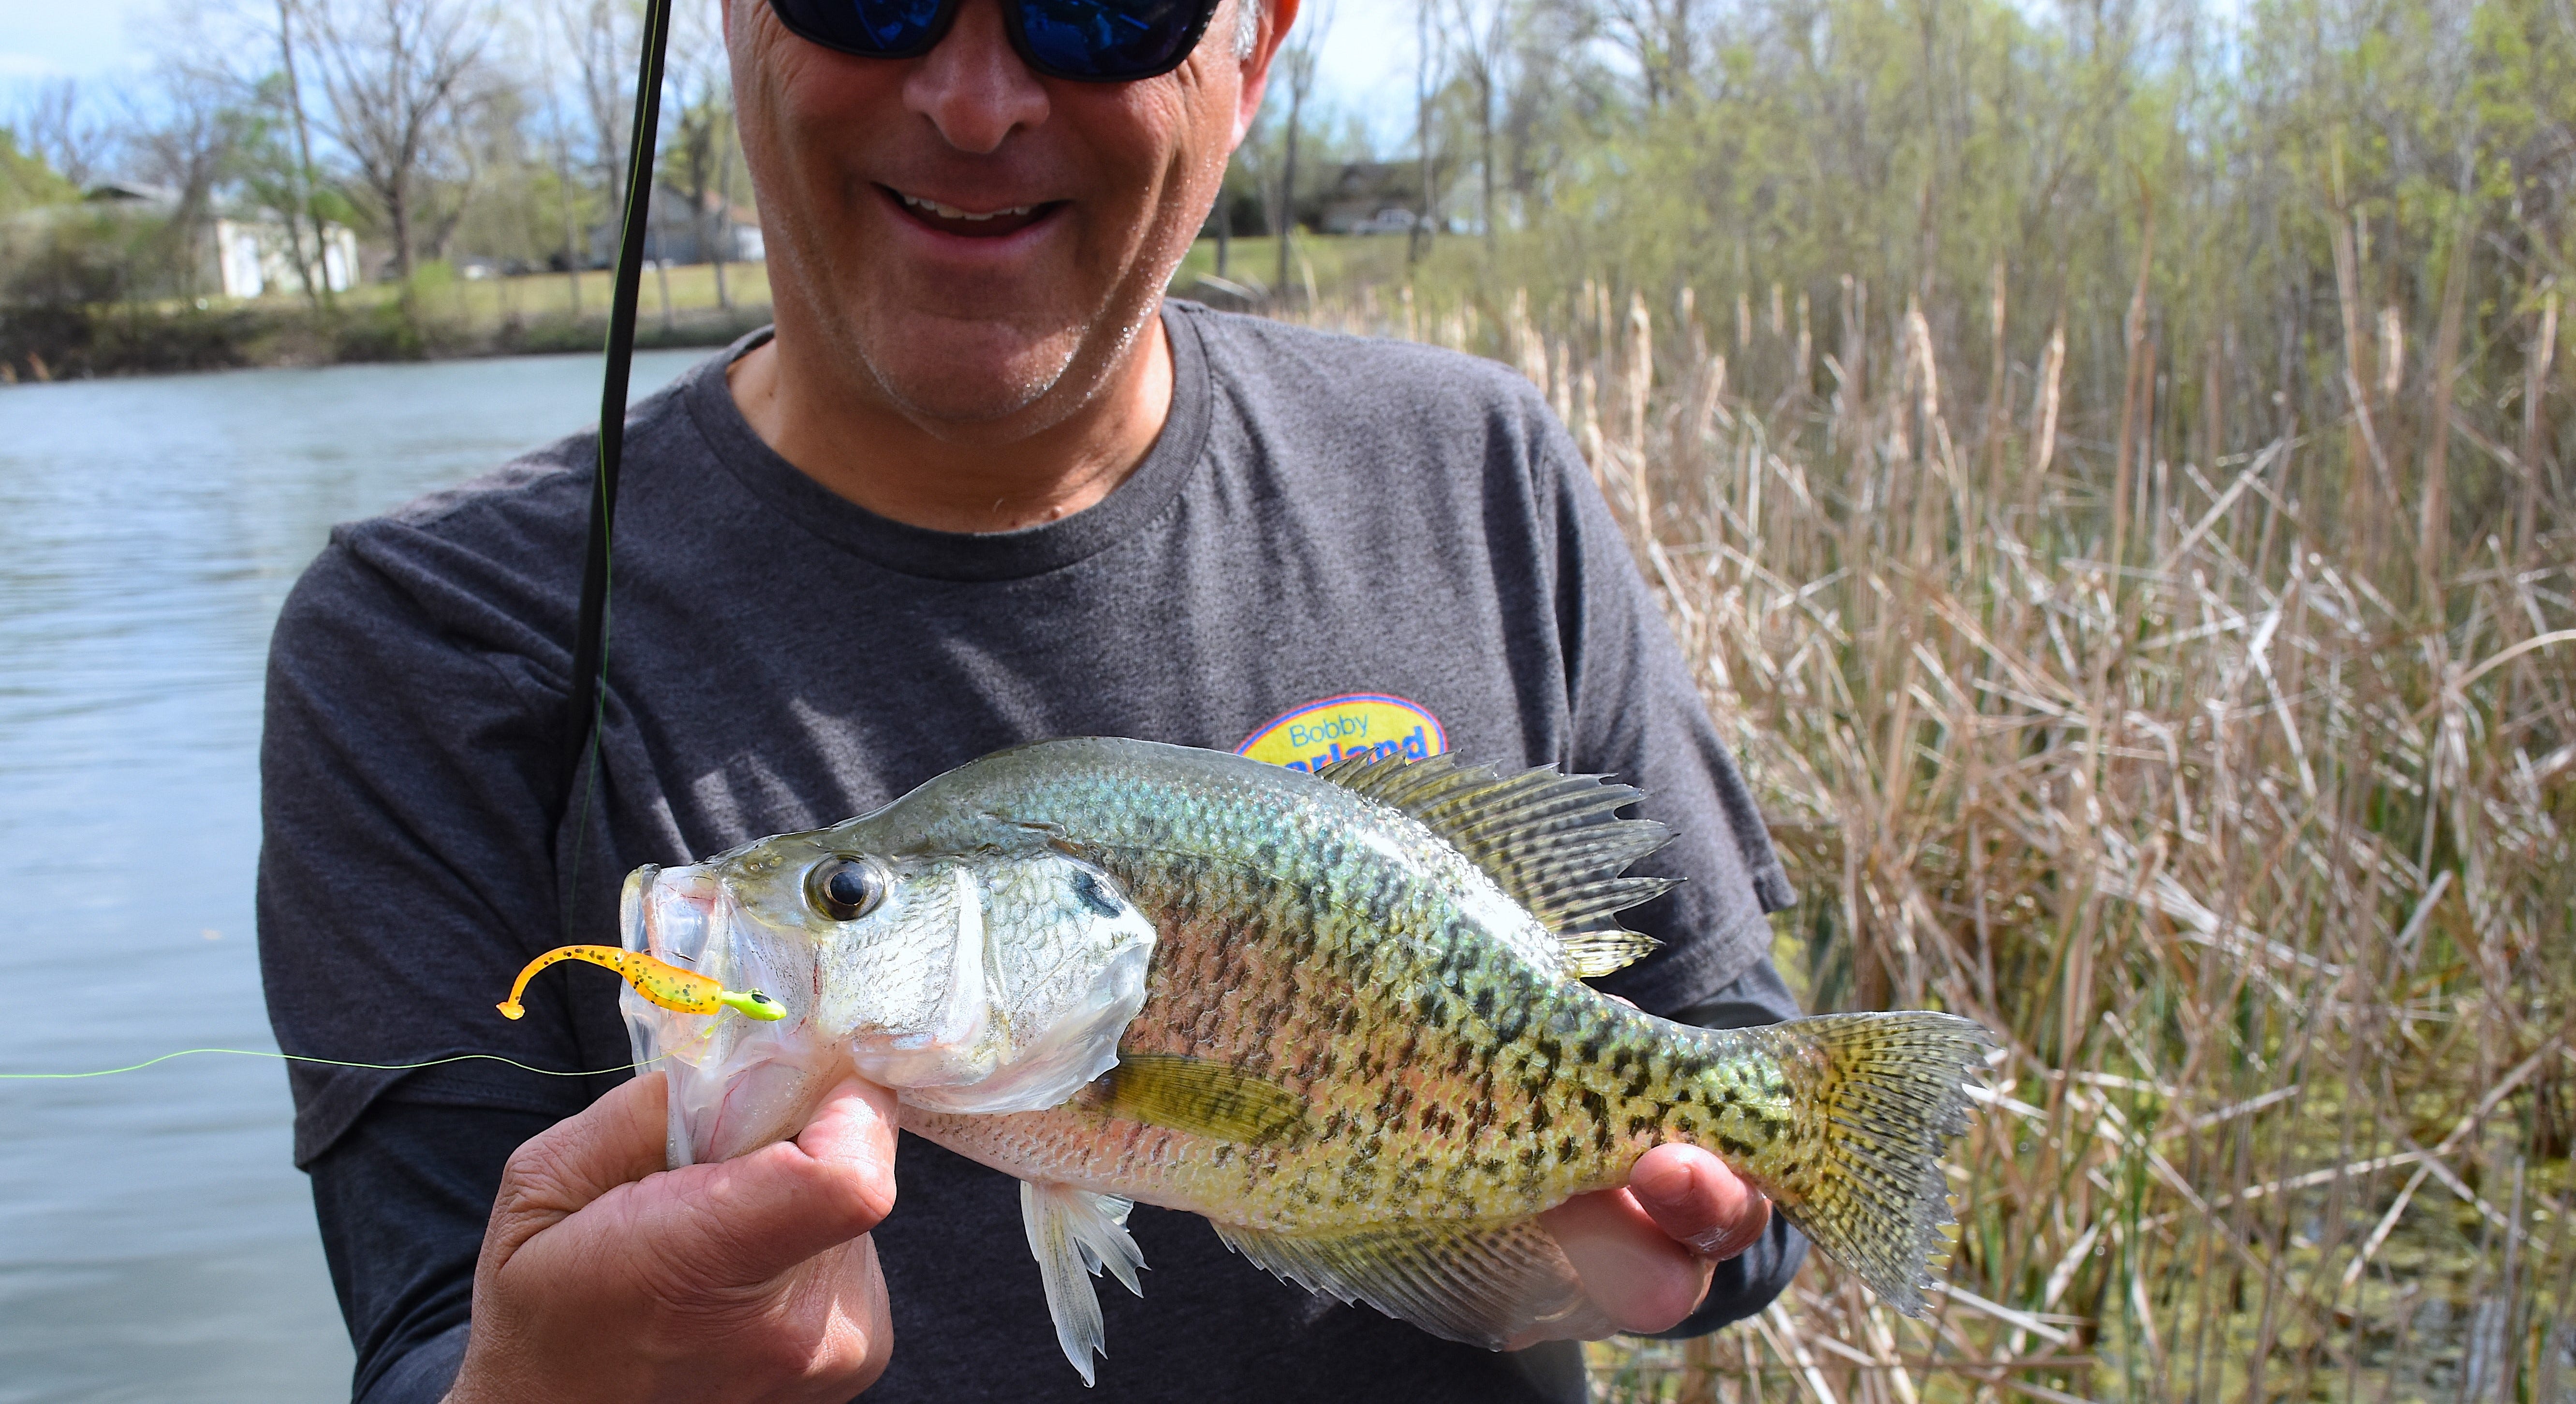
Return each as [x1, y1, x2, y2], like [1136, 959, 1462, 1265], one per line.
[604, 738, 1990, 1382]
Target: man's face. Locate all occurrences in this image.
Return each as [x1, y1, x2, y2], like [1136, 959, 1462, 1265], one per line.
[728, 0, 1280, 433]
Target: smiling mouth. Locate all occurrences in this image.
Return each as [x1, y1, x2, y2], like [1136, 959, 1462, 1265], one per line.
[887, 187, 1061, 239]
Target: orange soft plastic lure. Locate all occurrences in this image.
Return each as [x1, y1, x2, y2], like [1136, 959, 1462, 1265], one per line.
[497, 946, 788, 1023]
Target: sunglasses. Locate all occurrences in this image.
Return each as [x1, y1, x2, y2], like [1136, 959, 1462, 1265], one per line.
[767, 0, 1228, 83]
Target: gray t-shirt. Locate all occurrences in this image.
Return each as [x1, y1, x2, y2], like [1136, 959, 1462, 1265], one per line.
[259, 303, 1802, 1403]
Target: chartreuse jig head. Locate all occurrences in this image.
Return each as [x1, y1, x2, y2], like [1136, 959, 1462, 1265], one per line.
[497, 946, 787, 1023]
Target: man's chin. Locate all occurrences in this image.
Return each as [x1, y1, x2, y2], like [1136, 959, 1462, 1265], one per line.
[856, 327, 1091, 430]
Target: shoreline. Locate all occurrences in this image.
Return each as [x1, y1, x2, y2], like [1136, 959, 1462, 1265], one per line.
[0, 299, 775, 384]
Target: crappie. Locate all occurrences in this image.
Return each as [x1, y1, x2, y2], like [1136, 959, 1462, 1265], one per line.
[614, 738, 1988, 1381]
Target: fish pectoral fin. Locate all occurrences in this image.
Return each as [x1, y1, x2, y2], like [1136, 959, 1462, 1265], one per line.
[1089, 1052, 1311, 1146]
[1211, 1215, 1591, 1350]
[1019, 1181, 1148, 1386]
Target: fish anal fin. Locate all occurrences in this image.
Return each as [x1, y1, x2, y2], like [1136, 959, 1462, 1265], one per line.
[1089, 1052, 1311, 1146]
[1308, 752, 1675, 979]
[1019, 1180, 1147, 1385]
[1211, 1216, 1601, 1349]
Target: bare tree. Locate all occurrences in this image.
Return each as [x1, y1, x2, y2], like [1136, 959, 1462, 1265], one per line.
[535, 8, 588, 309]
[15, 79, 118, 189]
[666, 0, 735, 309]
[1442, 0, 1512, 251]
[124, 62, 248, 297]
[1601, 0, 1701, 109]
[1274, 0, 1331, 299]
[308, 0, 485, 283]
[562, 0, 639, 231]
[274, 0, 334, 307]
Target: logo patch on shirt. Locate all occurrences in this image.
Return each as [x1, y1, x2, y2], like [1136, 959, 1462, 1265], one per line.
[1236, 694, 1447, 772]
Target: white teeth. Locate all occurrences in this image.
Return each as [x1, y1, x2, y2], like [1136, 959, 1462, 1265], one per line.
[900, 192, 1035, 222]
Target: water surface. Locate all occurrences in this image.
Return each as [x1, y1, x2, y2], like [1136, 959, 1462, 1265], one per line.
[0, 350, 703, 1403]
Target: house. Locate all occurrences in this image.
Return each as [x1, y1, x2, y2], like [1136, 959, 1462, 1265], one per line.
[62, 182, 358, 298]
[208, 213, 359, 299]
[1312, 162, 1425, 236]
[589, 182, 765, 267]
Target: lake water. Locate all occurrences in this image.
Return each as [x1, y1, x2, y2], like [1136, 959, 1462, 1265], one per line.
[0, 349, 704, 1404]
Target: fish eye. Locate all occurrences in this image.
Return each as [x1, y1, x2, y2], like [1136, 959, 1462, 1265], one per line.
[806, 855, 888, 922]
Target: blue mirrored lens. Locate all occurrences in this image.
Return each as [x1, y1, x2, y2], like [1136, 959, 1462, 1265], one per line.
[775, 0, 947, 53]
[1018, 0, 1204, 78]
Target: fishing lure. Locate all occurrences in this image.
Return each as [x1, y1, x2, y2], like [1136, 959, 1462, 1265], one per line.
[497, 945, 787, 1023]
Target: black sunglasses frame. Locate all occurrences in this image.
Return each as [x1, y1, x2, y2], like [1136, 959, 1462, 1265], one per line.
[766, 0, 1229, 83]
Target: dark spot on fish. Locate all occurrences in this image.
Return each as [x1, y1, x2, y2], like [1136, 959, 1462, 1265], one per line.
[1472, 988, 1495, 1024]
[1416, 990, 1445, 1024]
[1529, 1101, 1552, 1133]
[1626, 1115, 1654, 1135]
[1070, 869, 1122, 918]
[1519, 1144, 1543, 1168]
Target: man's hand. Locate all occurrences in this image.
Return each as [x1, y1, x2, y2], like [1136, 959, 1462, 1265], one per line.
[446, 1072, 898, 1404]
[1525, 1144, 1774, 1342]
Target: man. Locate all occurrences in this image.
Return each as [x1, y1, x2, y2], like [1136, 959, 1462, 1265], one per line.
[258, 1, 1807, 1399]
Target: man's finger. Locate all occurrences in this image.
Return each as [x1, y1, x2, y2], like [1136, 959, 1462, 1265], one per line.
[1628, 1144, 1772, 1262]
[641, 1078, 900, 1285]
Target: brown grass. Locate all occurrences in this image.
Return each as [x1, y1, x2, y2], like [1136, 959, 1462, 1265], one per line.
[1289, 280, 2574, 1402]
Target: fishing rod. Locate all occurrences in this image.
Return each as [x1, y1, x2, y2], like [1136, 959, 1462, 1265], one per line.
[560, 0, 677, 918]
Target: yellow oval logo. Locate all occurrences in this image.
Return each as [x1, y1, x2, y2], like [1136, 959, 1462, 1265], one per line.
[1237, 694, 1447, 772]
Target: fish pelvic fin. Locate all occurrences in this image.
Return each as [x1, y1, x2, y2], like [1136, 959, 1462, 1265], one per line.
[1742, 1012, 1992, 1317]
[1211, 1215, 1596, 1349]
[1019, 1181, 1147, 1385]
[1309, 751, 1675, 979]
[1081, 1052, 1312, 1146]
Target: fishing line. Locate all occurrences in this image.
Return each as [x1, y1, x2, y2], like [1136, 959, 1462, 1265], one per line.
[559, 0, 678, 933]
[3, 950, 772, 1083]
[0, 1049, 664, 1081]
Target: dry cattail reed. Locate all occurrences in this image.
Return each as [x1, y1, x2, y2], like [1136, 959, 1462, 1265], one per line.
[1281, 278, 2569, 1402]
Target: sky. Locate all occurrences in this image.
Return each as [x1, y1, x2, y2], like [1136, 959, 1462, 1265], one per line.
[0, 0, 1418, 145]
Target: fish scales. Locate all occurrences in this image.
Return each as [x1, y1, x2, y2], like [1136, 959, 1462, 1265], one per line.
[614, 737, 1991, 1381]
[905, 752, 1679, 1221]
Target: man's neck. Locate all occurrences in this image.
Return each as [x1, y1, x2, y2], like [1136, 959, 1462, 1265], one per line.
[726, 314, 1176, 536]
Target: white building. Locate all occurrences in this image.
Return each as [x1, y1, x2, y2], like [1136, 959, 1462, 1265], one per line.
[211, 214, 359, 299]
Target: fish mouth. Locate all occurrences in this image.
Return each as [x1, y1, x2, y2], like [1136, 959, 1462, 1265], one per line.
[621, 863, 842, 1167]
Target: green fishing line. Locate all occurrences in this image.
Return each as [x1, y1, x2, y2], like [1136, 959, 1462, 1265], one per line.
[0, 1049, 662, 1080]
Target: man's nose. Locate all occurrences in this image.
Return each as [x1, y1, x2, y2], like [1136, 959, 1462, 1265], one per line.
[902, 0, 1050, 155]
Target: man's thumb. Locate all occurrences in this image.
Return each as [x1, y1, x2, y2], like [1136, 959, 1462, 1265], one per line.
[663, 1078, 899, 1283]
[484, 1071, 675, 1260]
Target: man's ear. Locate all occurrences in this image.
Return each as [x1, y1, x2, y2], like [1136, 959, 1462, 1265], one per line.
[1230, 0, 1305, 150]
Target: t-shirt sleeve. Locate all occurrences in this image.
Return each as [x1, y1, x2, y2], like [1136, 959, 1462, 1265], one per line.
[1523, 402, 1798, 1013]
[259, 528, 610, 1163]
[258, 523, 618, 1398]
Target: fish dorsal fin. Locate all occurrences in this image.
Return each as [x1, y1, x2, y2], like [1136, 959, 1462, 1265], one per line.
[1085, 1052, 1312, 1146]
[1212, 1215, 1608, 1349]
[1019, 1180, 1146, 1384]
[1310, 752, 1676, 978]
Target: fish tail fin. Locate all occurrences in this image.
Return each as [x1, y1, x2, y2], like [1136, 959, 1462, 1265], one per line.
[1737, 1012, 1990, 1316]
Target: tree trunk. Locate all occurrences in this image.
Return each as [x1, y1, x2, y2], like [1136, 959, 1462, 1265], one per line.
[1277, 81, 1304, 302]
[278, 0, 328, 309]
